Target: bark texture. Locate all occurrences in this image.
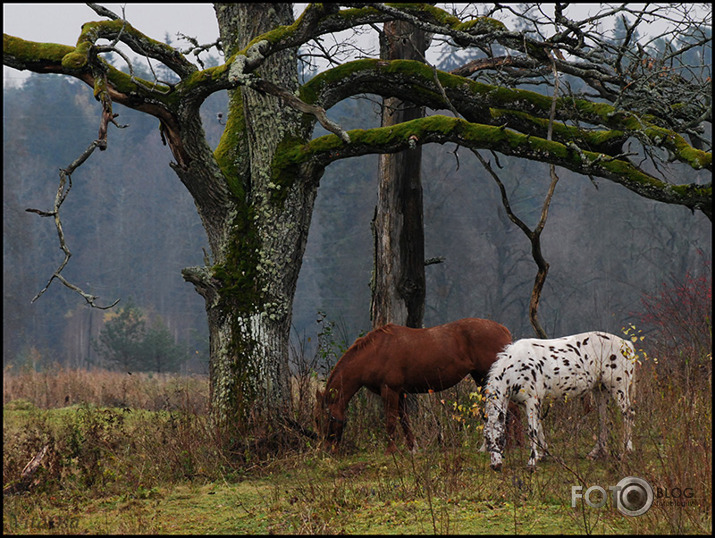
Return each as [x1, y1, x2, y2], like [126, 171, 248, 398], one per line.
[371, 20, 430, 329]
[191, 3, 321, 433]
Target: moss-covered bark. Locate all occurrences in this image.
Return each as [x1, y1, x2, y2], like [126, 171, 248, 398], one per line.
[271, 115, 711, 218]
[301, 58, 711, 174]
[202, 3, 321, 434]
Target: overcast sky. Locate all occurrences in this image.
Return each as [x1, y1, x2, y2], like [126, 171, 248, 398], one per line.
[4, 3, 710, 87]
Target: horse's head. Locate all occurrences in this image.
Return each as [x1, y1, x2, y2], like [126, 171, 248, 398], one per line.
[315, 387, 345, 451]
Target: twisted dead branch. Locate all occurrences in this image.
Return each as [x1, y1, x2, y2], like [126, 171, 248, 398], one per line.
[3, 444, 50, 496]
[473, 53, 564, 338]
[25, 73, 123, 309]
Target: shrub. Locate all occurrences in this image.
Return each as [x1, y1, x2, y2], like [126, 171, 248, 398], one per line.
[634, 255, 712, 387]
[93, 299, 188, 373]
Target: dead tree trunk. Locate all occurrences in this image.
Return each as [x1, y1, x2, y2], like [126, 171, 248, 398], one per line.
[371, 20, 430, 330]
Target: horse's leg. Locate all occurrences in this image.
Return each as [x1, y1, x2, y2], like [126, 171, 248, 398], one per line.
[486, 403, 508, 471]
[525, 398, 546, 468]
[587, 389, 609, 460]
[613, 382, 635, 455]
[480, 405, 521, 452]
[381, 385, 400, 454]
[506, 401, 525, 448]
[398, 393, 417, 452]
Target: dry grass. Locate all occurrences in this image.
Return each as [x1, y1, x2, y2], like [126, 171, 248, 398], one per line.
[3, 363, 208, 413]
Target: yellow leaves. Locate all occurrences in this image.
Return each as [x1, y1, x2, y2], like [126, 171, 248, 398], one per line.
[445, 388, 486, 425]
[621, 323, 658, 365]
[103, 310, 120, 322]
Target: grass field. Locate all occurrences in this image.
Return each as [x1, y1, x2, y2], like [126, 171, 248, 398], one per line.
[3, 342, 712, 534]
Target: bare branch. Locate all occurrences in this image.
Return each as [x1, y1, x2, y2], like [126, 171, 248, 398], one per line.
[251, 78, 351, 143]
[86, 2, 121, 21]
[177, 32, 223, 69]
[472, 55, 564, 338]
[26, 141, 120, 310]
[24, 70, 123, 309]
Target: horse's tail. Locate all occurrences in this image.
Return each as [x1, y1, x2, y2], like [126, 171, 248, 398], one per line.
[622, 338, 638, 404]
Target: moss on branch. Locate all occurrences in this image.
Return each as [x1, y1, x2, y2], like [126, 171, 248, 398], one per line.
[214, 91, 249, 195]
[4, 32, 176, 104]
[3, 34, 74, 71]
[204, 3, 506, 97]
[489, 108, 628, 154]
[302, 58, 710, 171]
[272, 115, 711, 216]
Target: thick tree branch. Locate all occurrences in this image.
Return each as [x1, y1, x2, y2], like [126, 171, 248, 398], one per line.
[196, 1, 708, 139]
[70, 19, 197, 78]
[8, 21, 708, 217]
[4, 32, 195, 169]
[6, 4, 709, 178]
[275, 115, 711, 219]
[302, 59, 711, 172]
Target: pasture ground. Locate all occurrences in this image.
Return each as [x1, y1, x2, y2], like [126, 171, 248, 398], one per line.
[3, 354, 711, 535]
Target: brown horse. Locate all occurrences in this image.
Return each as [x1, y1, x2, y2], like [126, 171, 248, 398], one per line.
[315, 318, 523, 453]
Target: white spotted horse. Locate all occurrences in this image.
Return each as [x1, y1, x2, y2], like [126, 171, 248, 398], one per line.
[484, 331, 636, 471]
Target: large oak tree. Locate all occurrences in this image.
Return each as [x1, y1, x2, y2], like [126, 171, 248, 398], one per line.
[4, 3, 711, 437]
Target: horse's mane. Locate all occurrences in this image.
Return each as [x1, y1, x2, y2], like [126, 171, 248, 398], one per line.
[325, 324, 396, 388]
[351, 324, 395, 352]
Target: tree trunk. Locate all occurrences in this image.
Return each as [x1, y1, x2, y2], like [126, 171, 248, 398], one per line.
[371, 20, 430, 329]
[181, 4, 320, 436]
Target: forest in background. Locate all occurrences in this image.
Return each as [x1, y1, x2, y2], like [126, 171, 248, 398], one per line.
[3, 60, 711, 374]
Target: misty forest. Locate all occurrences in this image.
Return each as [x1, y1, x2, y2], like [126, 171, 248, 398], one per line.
[5, 66, 709, 367]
